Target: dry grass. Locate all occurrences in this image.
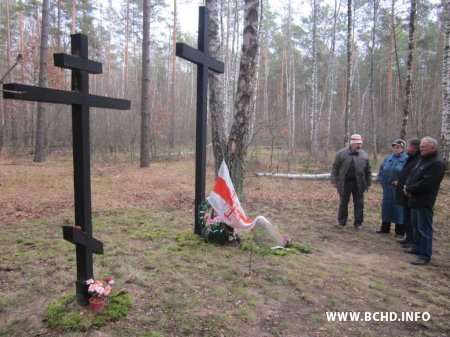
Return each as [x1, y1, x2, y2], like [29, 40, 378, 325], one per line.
[0, 152, 449, 337]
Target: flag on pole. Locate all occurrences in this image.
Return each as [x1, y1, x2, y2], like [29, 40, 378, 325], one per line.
[207, 161, 269, 230]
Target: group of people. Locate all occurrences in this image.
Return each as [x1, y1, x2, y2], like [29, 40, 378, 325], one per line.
[331, 134, 446, 266]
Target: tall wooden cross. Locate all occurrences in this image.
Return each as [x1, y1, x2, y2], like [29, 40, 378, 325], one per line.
[2, 34, 130, 306]
[176, 6, 224, 235]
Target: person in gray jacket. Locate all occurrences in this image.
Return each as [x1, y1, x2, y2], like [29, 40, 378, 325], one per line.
[331, 134, 372, 230]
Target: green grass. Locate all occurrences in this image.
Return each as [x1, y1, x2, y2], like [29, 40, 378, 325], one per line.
[1, 157, 449, 337]
[43, 290, 132, 331]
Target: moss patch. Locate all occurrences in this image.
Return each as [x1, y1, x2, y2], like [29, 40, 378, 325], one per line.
[43, 290, 132, 331]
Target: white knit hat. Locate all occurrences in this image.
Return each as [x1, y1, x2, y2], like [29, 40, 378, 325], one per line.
[350, 134, 363, 144]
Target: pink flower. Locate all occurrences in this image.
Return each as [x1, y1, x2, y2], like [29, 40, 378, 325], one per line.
[104, 286, 112, 296]
[86, 277, 114, 297]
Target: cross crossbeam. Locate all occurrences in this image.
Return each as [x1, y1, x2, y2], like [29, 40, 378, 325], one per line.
[63, 226, 104, 254]
[54, 53, 102, 73]
[3, 83, 130, 109]
[2, 33, 130, 306]
[176, 6, 224, 235]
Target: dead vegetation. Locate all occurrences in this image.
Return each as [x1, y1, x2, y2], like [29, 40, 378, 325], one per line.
[0, 153, 449, 337]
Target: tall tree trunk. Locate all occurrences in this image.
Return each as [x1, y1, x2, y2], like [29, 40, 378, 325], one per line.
[57, 0, 62, 51]
[290, 45, 296, 152]
[1, 0, 13, 152]
[344, 0, 353, 146]
[34, 0, 50, 162]
[124, 0, 130, 96]
[387, 0, 395, 128]
[140, 0, 152, 168]
[400, 0, 416, 139]
[8, 0, 18, 151]
[442, 0, 450, 169]
[169, 0, 177, 149]
[263, 44, 269, 123]
[226, 0, 259, 197]
[370, 0, 379, 161]
[71, 0, 76, 33]
[325, 0, 339, 152]
[206, 0, 227, 175]
[310, 0, 319, 152]
[249, 0, 264, 146]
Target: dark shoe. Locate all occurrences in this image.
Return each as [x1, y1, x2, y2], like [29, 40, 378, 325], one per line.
[355, 225, 362, 230]
[376, 230, 389, 234]
[405, 248, 419, 254]
[410, 258, 429, 266]
[401, 243, 411, 249]
[397, 238, 409, 244]
[395, 234, 404, 238]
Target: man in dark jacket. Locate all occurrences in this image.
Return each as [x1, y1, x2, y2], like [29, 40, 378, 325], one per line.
[395, 138, 421, 246]
[404, 137, 446, 265]
[331, 134, 372, 230]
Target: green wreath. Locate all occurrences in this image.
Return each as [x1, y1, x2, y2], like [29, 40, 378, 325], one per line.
[198, 200, 240, 245]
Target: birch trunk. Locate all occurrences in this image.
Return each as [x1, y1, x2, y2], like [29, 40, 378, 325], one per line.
[344, 0, 352, 146]
[140, 0, 152, 168]
[400, 0, 416, 140]
[34, 0, 50, 162]
[290, 47, 296, 151]
[227, 0, 259, 197]
[249, 0, 264, 146]
[206, 0, 227, 175]
[310, 0, 319, 152]
[325, 0, 340, 151]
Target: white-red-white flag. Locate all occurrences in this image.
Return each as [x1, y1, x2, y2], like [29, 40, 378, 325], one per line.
[207, 161, 268, 230]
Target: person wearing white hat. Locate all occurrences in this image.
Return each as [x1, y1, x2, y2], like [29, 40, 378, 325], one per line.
[331, 134, 372, 230]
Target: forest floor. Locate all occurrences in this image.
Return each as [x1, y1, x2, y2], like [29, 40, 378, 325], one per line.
[0, 153, 449, 337]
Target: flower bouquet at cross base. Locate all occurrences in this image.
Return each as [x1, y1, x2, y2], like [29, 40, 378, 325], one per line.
[198, 200, 240, 245]
[86, 277, 114, 311]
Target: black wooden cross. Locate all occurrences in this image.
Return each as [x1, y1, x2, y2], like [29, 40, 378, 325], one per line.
[3, 34, 130, 306]
[176, 6, 224, 235]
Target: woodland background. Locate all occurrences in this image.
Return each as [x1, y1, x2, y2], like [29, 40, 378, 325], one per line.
[0, 0, 448, 169]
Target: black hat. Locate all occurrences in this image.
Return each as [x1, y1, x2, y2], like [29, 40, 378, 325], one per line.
[407, 138, 420, 147]
[392, 139, 406, 148]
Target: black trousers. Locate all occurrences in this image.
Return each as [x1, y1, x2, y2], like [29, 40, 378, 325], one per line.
[338, 180, 364, 226]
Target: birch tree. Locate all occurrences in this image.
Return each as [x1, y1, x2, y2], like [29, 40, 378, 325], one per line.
[343, 0, 353, 146]
[140, 0, 152, 167]
[34, 0, 50, 162]
[285, 0, 296, 152]
[325, 0, 340, 151]
[310, 0, 319, 152]
[249, 0, 264, 146]
[206, 0, 227, 175]
[226, 0, 259, 197]
[400, 0, 417, 139]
